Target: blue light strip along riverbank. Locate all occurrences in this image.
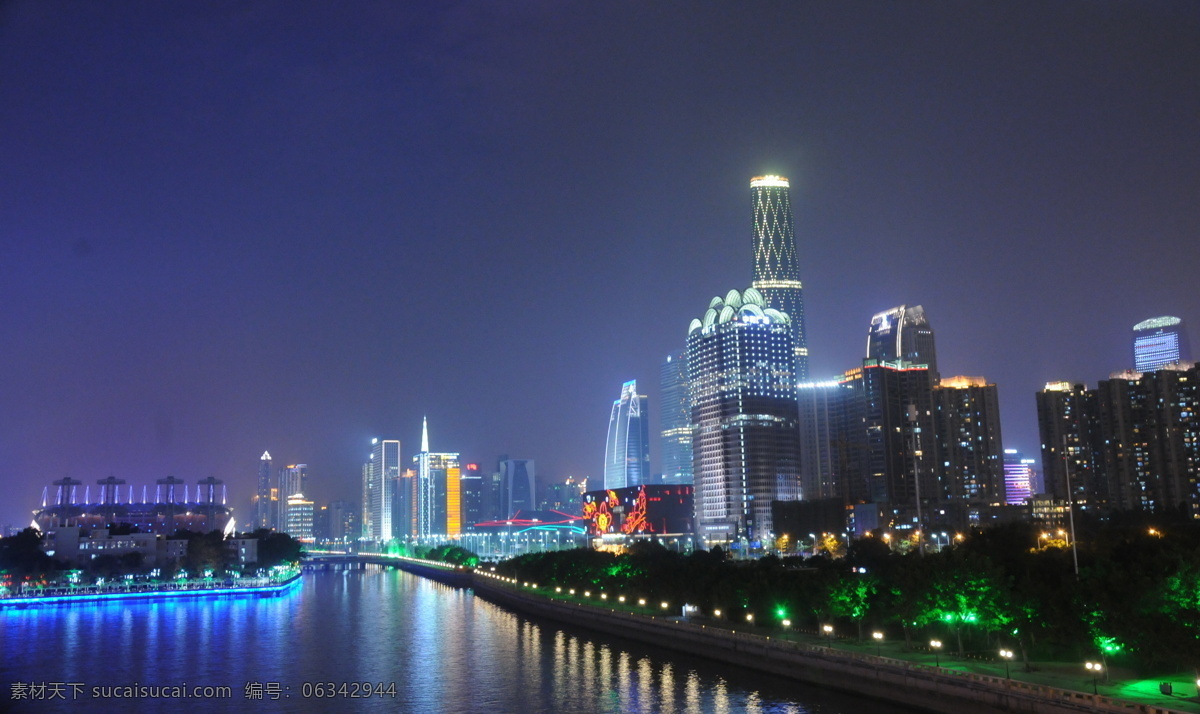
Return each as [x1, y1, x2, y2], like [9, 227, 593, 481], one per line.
[0, 573, 302, 608]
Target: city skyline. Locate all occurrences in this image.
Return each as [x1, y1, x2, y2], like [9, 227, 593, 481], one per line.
[2, 3, 1199, 528]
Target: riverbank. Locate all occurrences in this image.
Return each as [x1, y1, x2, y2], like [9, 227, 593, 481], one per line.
[0, 571, 302, 608]
[466, 573, 1191, 714]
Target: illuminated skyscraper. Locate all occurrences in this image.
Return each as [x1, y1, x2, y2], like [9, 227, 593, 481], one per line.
[751, 175, 808, 379]
[1002, 450, 1035, 506]
[364, 438, 400, 542]
[867, 305, 938, 380]
[659, 350, 693, 485]
[604, 381, 650, 489]
[1132, 316, 1191, 372]
[254, 450, 274, 530]
[277, 463, 308, 532]
[414, 418, 460, 538]
[687, 288, 801, 545]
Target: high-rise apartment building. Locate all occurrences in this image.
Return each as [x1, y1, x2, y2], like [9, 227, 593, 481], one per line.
[659, 350, 693, 485]
[363, 438, 400, 542]
[867, 305, 938, 380]
[687, 287, 801, 545]
[1035, 381, 1104, 508]
[254, 450, 274, 530]
[1096, 364, 1200, 513]
[604, 381, 650, 490]
[750, 175, 808, 380]
[1132, 316, 1191, 373]
[933, 377, 1004, 503]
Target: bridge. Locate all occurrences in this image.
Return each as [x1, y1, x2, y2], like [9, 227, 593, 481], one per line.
[301, 552, 473, 586]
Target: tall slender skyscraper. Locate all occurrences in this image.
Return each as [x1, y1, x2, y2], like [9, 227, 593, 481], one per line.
[365, 438, 400, 542]
[687, 288, 801, 545]
[659, 350, 693, 485]
[414, 418, 460, 538]
[604, 381, 650, 489]
[751, 175, 808, 380]
[255, 450, 273, 530]
[1132, 316, 1191, 372]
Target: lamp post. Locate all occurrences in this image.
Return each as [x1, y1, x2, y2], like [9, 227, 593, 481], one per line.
[873, 631, 884, 657]
[822, 624, 834, 645]
[930, 639, 943, 667]
[999, 649, 1013, 679]
[1086, 662, 1103, 695]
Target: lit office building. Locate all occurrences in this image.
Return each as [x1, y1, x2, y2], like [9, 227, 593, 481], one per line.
[363, 438, 401, 542]
[687, 287, 801, 546]
[797, 380, 844, 502]
[285, 493, 314, 543]
[750, 175, 808, 379]
[1002, 450, 1034, 506]
[277, 463, 307, 532]
[604, 381, 650, 489]
[866, 305, 938, 381]
[659, 350, 693, 485]
[414, 418, 460, 538]
[1132, 316, 1191, 373]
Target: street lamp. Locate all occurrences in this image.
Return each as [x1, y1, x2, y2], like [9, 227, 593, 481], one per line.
[746, 613, 754, 624]
[999, 648, 1013, 679]
[873, 631, 884, 657]
[822, 624, 834, 644]
[930, 639, 943, 667]
[1085, 661, 1103, 695]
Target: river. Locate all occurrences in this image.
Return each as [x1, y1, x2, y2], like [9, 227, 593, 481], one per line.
[1, 568, 924, 712]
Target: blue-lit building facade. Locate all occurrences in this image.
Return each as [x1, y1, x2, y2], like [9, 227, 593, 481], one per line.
[604, 380, 650, 490]
[750, 175, 808, 380]
[687, 288, 800, 547]
[1132, 316, 1191, 373]
[659, 350, 693, 485]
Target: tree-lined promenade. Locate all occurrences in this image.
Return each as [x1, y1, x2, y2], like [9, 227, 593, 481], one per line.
[494, 509, 1200, 679]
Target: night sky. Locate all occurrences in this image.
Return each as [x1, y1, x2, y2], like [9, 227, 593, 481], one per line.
[3, 2, 1198, 529]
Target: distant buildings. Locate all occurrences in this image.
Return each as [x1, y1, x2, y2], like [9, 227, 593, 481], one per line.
[285, 493, 314, 543]
[1132, 316, 1190, 372]
[497, 459, 536, 518]
[659, 351, 693, 485]
[604, 381, 650, 489]
[687, 287, 800, 545]
[33, 476, 234, 536]
[750, 175, 808, 380]
[1036, 362, 1200, 516]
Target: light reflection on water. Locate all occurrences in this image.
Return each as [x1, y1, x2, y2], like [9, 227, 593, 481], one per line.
[0, 569, 923, 713]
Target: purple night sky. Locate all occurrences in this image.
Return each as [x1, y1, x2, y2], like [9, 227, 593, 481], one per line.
[2, 2, 1198, 528]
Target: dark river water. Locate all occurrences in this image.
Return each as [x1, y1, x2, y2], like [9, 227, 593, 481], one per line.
[1, 568, 925, 713]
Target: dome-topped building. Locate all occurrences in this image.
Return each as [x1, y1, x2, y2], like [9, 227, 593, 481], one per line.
[687, 288, 801, 547]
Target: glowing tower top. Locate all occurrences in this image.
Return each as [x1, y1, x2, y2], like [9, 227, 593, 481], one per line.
[750, 175, 808, 379]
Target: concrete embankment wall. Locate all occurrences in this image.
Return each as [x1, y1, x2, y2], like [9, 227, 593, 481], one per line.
[382, 559, 472, 588]
[468, 576, 1183, 714]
